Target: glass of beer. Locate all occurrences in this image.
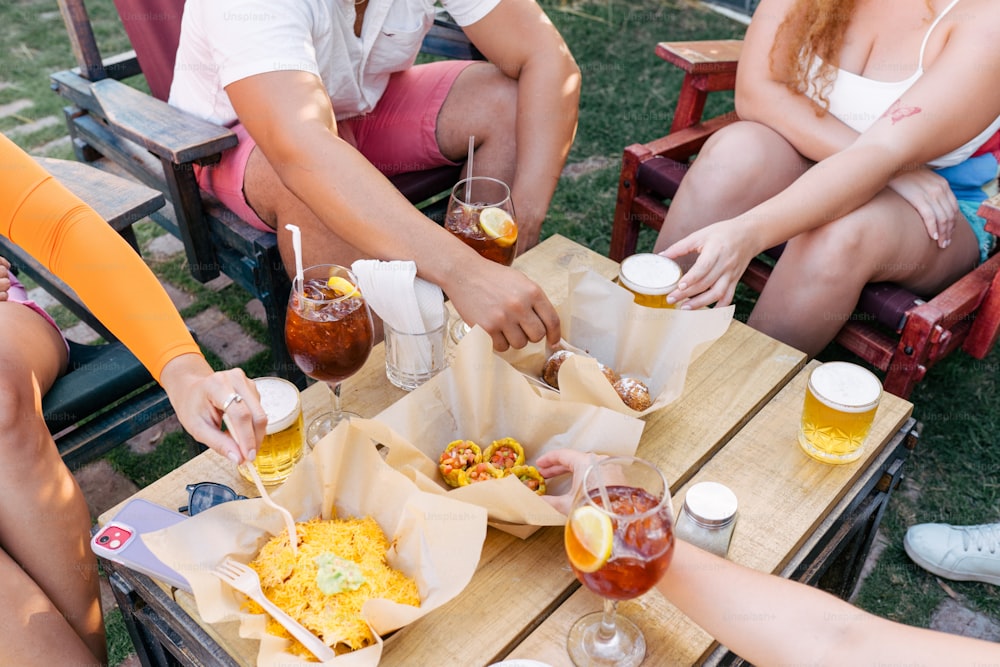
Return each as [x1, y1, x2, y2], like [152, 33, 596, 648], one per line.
[617, 253, 683, 308]
[564, 456, 675, 667]
[444, 176, 518, 342]
[798, 361, 883, 464]
[239, 377, 304, 485]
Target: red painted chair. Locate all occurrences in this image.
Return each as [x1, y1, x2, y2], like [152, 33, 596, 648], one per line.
[611, 40, 1000, 399]
[51, 0, 478, 384]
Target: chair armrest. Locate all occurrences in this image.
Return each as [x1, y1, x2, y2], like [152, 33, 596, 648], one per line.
[92, 78, 237, 164]
[655, 40, 742, 132]
[655, 40, 741, 75]
[51, 69, 236, 165]
[628, 113, 739, 164]
[978, 193, 1000, 237]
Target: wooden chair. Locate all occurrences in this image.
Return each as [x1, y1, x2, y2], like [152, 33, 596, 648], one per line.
[0, 156, 175, 469]
[611, 40, 1000, 399]
[50, 0, 479, 386]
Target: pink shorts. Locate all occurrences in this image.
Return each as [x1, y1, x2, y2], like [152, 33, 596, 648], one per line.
[195, 60, 476, 232]
[8, 272, 70, 354]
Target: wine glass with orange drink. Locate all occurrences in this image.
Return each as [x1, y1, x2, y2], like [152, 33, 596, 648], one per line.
[444, 175, 518, 342]
[564, 456, 675, 667]
[284, 264, 374, 445]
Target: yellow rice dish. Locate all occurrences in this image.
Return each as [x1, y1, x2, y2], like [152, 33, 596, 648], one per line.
[247, 515, 420, 658]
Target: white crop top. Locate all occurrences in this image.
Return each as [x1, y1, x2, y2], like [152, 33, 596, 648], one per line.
[806, 0, 1000, 168]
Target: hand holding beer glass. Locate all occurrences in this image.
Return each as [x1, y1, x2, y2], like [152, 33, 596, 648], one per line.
[798, 361, 883, 464]
[564, 456, 675, 667]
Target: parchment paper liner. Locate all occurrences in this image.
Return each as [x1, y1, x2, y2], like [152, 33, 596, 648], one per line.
[501, 268, 734, 416]
[144, 419, 488, 666]
[369, 326, 646, 537]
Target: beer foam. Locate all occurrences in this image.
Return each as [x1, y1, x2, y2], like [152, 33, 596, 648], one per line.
[254, 377, 301, 434]
[619, 253, 682, 295]
[809, 362, 882, 412]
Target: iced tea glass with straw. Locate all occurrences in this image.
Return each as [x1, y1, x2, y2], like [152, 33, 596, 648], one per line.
[564, 456, 675, 667]
[445, 175, 518, 342]
[284, 264, 374, 445]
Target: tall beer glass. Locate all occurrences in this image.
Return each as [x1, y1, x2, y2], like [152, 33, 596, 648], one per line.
[798, 361, 882, 464]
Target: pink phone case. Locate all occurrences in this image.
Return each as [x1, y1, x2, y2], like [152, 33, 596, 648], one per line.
[91, 498, 191, 592]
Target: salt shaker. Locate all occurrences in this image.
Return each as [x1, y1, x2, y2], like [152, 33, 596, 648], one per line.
[674, 481, 738, 557]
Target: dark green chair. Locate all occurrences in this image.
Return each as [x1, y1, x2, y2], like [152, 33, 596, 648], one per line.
[0, 156, 174, 469]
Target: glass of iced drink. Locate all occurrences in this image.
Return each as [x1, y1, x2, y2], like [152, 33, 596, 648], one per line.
[444, 176, 518, 341]
[284, 264, 374, 445]
[564, 456, 675, 667]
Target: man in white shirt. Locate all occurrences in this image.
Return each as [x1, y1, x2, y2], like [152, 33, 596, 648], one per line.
[170, 0, 581, 350]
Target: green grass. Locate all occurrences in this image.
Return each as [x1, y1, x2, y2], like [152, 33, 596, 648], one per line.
[3, 0, 999, 663]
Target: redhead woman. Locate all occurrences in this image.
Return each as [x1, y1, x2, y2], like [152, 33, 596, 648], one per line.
[655, 0, 1000, 356]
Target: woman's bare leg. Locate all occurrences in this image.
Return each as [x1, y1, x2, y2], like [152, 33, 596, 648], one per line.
[653, 120, 810, 263]
[750, 189, 980, 356]
[0, 302, 105, 665]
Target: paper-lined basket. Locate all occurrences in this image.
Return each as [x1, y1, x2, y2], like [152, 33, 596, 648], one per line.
[501, 268, 734, 415]
[369, 326, 646, 537]
[143, 420, 488, 666]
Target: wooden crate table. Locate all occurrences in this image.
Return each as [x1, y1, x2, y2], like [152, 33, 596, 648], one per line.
[97, 235, 917, 667]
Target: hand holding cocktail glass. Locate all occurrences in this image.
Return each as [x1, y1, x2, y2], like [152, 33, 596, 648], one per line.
[445, 174, 519, 342]
[538, 450, 675, 667]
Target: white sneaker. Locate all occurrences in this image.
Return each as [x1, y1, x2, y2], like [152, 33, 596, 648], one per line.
[904, 522, 1000, 585]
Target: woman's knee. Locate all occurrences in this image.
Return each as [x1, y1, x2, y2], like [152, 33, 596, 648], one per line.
[684, 121, 806, 200]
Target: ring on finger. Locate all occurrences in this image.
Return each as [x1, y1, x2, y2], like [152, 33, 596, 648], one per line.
[221, 392, 243, 412]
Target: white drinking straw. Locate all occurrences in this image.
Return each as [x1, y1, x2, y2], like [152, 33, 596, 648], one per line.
[465, 135, 475, 202]
[285, 224, 304, 294]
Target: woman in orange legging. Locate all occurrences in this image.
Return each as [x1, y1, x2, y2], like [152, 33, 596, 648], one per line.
[1, 132, 267, 665]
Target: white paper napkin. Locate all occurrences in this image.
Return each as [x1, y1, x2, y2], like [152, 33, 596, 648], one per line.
[352, 259, 447, 367]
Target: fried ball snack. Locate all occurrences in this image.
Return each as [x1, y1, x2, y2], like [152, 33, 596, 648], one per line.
[439, 440, 482, 488]
[246, 516, 420, 657]
[541, 349, 575, 389]
[483, 437, 526, 472]
[615, 377, 653, 411]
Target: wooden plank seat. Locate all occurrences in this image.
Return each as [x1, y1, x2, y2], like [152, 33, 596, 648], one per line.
[0, 156, 174, 469]
[612, 40, 1000, 399]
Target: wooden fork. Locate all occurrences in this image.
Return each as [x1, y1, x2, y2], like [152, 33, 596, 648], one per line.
[212, 557, 336, 662]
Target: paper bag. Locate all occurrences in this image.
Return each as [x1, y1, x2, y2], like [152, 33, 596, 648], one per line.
[501, 268, 734, 415]
[371, 326, 646, 536]
[144, 420, 488, 666]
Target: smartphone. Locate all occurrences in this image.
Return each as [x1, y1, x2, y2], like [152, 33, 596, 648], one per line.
[91, 498, 192, 593]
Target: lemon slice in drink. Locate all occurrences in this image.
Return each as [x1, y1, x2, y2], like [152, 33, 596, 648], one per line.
[566, 505, 613, 573]
[478, 207, 517, 248]
[326, 276, 360, 298]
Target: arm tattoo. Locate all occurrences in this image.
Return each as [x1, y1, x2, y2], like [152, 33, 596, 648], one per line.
[883, 99, 921, 125]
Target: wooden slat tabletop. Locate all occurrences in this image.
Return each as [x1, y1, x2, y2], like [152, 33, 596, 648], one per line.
[99, 235, 914, 667]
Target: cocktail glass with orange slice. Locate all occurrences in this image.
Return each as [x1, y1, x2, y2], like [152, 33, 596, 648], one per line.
[444, 176, 518, 342]
[564, 456, 674, 667]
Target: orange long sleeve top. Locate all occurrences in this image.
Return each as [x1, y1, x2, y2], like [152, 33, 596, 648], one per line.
[1, 133, 202, 382]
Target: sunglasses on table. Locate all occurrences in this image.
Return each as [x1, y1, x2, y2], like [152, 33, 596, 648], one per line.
[178, 482, 248, 516]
